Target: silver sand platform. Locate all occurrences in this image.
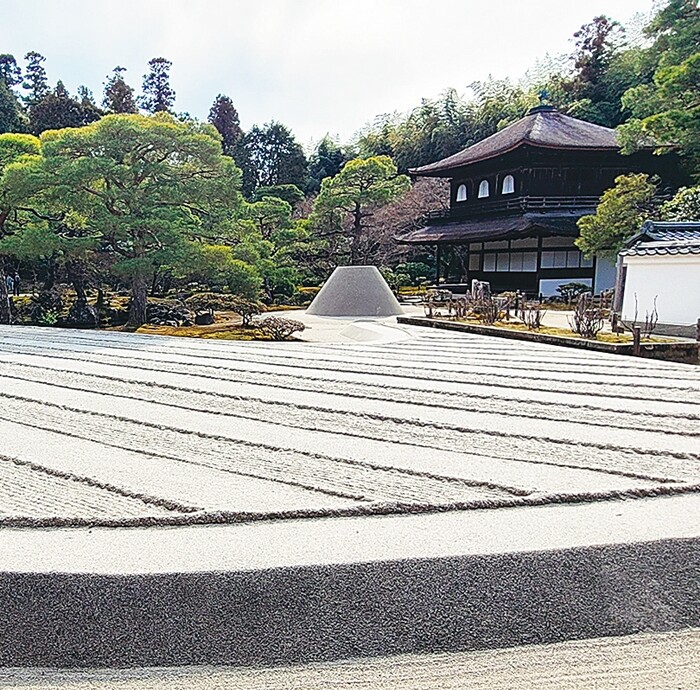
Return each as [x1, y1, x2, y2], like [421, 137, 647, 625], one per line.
[0, 323, 698, 668]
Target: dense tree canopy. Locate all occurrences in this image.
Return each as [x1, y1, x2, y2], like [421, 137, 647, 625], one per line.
[660, 185, 700, 221]
[0, 55, 24, 134]
[0, 0, 695, 325]
[238, 121, 308, 197]
[0, 81, 24, 134]
[307, 136, 351, 193]
[576, 174, 659, 259]
[0, 132, 42, 322]
[618, 0, 700, 176]
[7, 114, 243, 325]
[0, 54, 21, 89]
[29, 81, 102, 134]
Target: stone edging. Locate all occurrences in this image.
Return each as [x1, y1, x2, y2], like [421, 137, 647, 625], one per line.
[397, 316, 699, 363]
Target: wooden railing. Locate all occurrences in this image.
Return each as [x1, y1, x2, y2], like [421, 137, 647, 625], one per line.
[425, 196, 600, 222]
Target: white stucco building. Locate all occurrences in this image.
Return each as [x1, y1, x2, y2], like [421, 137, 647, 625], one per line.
[618, 221, 700, 333]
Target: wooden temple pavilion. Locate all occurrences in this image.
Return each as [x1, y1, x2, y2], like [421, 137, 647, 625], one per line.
[397, 105, 681, 297]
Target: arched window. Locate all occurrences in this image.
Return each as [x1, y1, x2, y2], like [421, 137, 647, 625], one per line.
[501, 174, 515, 194]
[456, 184, 468, 202]
[478, 180, 490, 198]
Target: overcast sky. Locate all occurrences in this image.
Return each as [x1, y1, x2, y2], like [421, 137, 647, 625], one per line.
[1, 0, 657, 148]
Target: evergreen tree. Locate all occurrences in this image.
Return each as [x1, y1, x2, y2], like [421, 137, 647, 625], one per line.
[307, 136, 349, 193]
[618, 0, 700, 175]
[139, 57, 175, 114]
[576, 174, 658, 258]
[310, 156, 410, 265]
[563, 16, 628, 127]
[0, 133, 42, 322]
[251, 184, 305, 208]
[0, 55, 21, 89]
[102, 66, 138, 114]
[0, 83, 25, 134]
[569, 16, 623, 98]
[208, 94, 243, 158]
[661, 186, 700, 221]
[77, 85, 103, 120]
[0, 55, 25, 134]
[16, 114, 243, 326]
[22, 51, 49, 108]
[239, 121, 308, 197]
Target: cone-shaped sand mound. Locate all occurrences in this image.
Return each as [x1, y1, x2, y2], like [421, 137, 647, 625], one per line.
[307, 266, 403, 317]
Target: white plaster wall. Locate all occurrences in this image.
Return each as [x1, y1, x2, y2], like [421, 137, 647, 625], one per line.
[539, 278, 591, 297]
[621, 255, 700, 325]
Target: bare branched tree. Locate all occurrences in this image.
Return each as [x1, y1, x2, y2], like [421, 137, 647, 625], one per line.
[568, 292, 604, 338]
[519, 303, 546, 330]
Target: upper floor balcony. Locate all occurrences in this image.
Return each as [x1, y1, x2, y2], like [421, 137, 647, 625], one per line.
[425, 195, 600, 224]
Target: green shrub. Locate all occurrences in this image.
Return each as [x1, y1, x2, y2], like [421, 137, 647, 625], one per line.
[185, 292, 264, 327]
[258, 316, 305, 341]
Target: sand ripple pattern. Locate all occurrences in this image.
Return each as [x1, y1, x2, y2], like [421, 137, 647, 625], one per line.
[0, 325, 697, 527]
[0, 457, 182, 523]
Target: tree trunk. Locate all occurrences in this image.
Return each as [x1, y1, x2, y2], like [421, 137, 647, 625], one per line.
[0, 264, 12, 325]
[263, 276, 274, 303]
[43, 253, 57, 291]
[69, 264, 88, 302]
[128, 273, 148, 328]
[350, 201, 363, 265]
[73, 281, 87, 301]
[150, 269, 160, 296]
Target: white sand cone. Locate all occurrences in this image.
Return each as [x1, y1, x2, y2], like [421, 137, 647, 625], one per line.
[307, 266, 404, 318]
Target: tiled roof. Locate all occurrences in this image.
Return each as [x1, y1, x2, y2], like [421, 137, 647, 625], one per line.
[396, 212, 583, 244]
[622, 242, 700, 257]
[410, 107, 623, 176]
[622, 221, 700, 256]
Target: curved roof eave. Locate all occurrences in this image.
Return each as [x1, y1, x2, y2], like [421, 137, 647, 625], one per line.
[409, 141, 627, 177]
[408, 107, 643, 177]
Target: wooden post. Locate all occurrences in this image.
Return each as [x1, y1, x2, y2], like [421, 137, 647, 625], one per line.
[435, 244, 442, 286]
[633, 326, 641, 356]
[696, 318, 700, 342]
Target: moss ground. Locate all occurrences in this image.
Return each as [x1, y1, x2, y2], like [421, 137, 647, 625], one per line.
[454, 318, 672, 343]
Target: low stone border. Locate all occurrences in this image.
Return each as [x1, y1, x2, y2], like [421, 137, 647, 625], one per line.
[397, 316, 700, 364]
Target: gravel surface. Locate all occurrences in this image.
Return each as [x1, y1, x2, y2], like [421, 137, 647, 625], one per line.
[2, 628, 698, 689]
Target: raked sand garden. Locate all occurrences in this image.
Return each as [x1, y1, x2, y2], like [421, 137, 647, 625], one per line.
[0, 320, 698, 681]
[0, 322, 698, 526]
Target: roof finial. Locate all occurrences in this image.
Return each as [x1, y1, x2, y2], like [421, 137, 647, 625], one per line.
[528, 91, 557, 116]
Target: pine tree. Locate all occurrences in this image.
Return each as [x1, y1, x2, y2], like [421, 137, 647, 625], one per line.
[139, 57, 175, 114]
[21, 51, 49, 108]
